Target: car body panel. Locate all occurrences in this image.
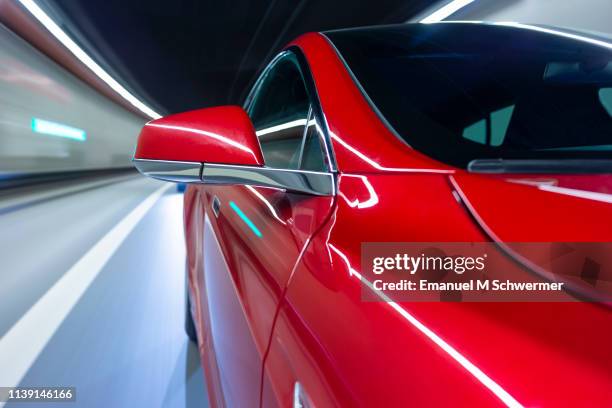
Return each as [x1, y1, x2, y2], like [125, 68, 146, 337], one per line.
[187, 182, 334, 406]
[452, 172, 612, 242]
[262, 172, 612, 407]
[262, 172, 502, 407]
[177, 26, 612, 408]
[135, 106, 264, 165]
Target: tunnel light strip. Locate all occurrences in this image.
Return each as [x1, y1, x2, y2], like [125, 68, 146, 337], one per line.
[17, 0, 162, 119]
[420, 0, 475, 23]
[32, 118, 86, 141]
[329, 244, 523, 408]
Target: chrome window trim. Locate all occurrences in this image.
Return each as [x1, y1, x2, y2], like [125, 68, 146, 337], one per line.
[296, 106, 313, 168]
[133, 158, 336, 196]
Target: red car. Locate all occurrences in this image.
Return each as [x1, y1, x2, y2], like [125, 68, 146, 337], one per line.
[134, 23, 612, 407]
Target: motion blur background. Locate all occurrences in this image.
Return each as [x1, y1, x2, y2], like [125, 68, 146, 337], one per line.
[0, 0, 610, 407]
[2, 0, 611, 177]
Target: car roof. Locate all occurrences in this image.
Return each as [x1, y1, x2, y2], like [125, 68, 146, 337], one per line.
[323, 21, 612, 50]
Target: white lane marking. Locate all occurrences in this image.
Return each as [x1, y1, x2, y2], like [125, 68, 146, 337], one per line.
[0, 183, 171, 398]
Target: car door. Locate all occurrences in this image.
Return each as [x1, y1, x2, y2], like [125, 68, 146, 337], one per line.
[197, 50, 336, 407]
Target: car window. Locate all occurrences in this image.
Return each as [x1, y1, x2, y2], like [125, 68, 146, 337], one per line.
[326, 25, 612, 168]
[249, 53, 310, 169]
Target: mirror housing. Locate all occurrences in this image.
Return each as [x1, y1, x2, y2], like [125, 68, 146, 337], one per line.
[133, 105, 263, 183]
[133, 105, 335, 196]
[134, 105, 264, 165]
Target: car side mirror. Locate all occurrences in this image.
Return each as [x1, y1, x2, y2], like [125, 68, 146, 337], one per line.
[133, 106, 334, 196]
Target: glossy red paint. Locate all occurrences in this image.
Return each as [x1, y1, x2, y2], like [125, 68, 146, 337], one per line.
[182, 174, 335, 406]
[452, 173, 612, 242]
[262, 173, 612, 407]
[262, 173, 502, 407]
[134, 105, 264, 165]
[168, 32, 612, 408]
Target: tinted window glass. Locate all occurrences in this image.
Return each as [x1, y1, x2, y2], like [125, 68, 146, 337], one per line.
[249, 54, 309, 169]
[326, 24, 612, 168]
[300, 111, 327, 171]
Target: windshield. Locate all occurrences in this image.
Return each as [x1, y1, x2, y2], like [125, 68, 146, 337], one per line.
[325, 24, 612, 168]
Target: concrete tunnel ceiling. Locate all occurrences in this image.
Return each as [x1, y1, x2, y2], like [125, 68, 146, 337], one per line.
[41, 0, 435, 115]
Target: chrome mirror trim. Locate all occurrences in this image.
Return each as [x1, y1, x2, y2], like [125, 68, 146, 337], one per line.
[203, 163, 335, 196]
[133, 158, 202, 183]
[133, 158, 336, 196]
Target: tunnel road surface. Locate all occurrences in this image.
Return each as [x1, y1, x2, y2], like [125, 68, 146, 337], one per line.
[0, 175, 208, 408]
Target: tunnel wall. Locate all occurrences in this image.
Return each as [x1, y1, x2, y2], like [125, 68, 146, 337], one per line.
[0, 23, 146, 176]
[414, 0, 612, 34]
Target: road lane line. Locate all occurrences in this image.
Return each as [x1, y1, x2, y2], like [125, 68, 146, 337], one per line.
[0, 175, 138, 216]
[0, 183, 171, 397]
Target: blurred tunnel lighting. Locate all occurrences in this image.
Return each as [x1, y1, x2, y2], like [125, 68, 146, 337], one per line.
[32, 118, 86, 141]
[420, 0, 475, 23]
[17, 0, 162, 120]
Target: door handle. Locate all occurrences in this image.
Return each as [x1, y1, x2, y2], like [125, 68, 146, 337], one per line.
[212, 195, 221, 218]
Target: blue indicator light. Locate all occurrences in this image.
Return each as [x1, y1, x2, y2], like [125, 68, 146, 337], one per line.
[32, 118, 86, 141]
[229, 201, 262, 238]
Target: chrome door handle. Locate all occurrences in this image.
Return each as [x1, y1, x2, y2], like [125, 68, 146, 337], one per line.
[212, 196, 221, 217]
